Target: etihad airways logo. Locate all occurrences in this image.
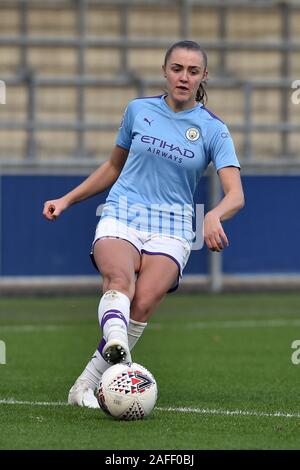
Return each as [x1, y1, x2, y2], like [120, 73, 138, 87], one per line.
[141, 135, 194, 159]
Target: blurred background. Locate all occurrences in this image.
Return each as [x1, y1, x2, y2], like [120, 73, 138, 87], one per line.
[0, 0, 299, 295]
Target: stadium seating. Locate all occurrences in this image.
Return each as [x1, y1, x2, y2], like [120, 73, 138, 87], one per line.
[0, 1, 299, 162]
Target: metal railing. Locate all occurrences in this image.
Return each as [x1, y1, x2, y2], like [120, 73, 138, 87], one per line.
[0, 0, 299, 166]
[0, 0, 299, 291]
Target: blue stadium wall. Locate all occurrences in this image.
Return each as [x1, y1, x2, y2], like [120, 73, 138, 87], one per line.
[0, 174, 298, 276]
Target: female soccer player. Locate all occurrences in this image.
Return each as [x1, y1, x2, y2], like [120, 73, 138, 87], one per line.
[43, 40, 244, 408]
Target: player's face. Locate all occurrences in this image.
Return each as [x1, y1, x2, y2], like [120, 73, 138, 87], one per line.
[162, 48, 207, 111]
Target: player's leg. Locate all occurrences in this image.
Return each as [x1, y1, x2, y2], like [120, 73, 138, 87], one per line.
[68, 237, 140, 408]
[94, 238, 141, 364]
[87, 252, 178, 398]
[68, 253, 177, 408]
[127, 236, 190, 361]
[69, 232, 189, 408]
[92, 254, 178, 409]
[130, 253, 179, 323]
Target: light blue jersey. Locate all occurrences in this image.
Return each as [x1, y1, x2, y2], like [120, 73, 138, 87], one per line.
[101, 94, 240, 244]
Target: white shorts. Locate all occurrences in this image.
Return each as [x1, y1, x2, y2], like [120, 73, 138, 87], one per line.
[90, 217, 191, 292]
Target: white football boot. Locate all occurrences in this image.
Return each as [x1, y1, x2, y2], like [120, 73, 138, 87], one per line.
[68, 378, 100, 409]
[102, 338, 131, 365]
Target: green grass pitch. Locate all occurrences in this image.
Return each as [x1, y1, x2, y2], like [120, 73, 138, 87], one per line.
[0, 292, 300, 450]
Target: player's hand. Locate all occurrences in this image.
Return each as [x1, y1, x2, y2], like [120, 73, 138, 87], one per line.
[204, 211, 229, 252]
[43, 198, 69, 221]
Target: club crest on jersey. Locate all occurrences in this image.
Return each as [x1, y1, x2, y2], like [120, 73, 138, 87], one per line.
[186, 127, 200, 142]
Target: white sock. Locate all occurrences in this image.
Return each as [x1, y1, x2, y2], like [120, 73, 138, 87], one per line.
[127, 318, 147, 350]
[77, 350, 109, 390]
[79, 318, 147, 390]
[98, 290, 130, 345]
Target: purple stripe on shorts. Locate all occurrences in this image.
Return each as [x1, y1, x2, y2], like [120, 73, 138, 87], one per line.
[90, 237, 141, 273]
[141, 250, 180, 294]
[97, 337, 106, 354]
[101, 309, 128, 330]
[141, 249, 181, 274]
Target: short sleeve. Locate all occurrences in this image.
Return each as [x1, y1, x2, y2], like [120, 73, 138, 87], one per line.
[209, 124, 241, 171]
[115, 104, 134, 150]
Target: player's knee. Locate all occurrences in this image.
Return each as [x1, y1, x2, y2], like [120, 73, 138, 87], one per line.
[102, 271, 134, 299]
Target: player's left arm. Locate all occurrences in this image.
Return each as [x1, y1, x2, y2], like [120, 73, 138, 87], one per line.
[204, 166, 244, 252]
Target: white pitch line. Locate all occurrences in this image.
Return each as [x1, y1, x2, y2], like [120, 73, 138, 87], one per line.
[149, 319, 300, 330]
[1, 319, 300, 333]
[0, 325, 64, 332]
[0, 398, 299, 419]
[185, 319, 300, 329]
[156, 406, 300, 419]
[0, 398, 66, 406]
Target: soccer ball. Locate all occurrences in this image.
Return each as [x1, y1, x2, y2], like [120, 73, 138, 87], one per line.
[96, 362, 158, 420]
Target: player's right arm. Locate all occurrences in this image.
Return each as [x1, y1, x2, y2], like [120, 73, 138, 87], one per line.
[43, 145, 129, 221]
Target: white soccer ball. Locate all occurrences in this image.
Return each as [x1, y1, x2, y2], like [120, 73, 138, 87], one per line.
[96, 362, 158, 420]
